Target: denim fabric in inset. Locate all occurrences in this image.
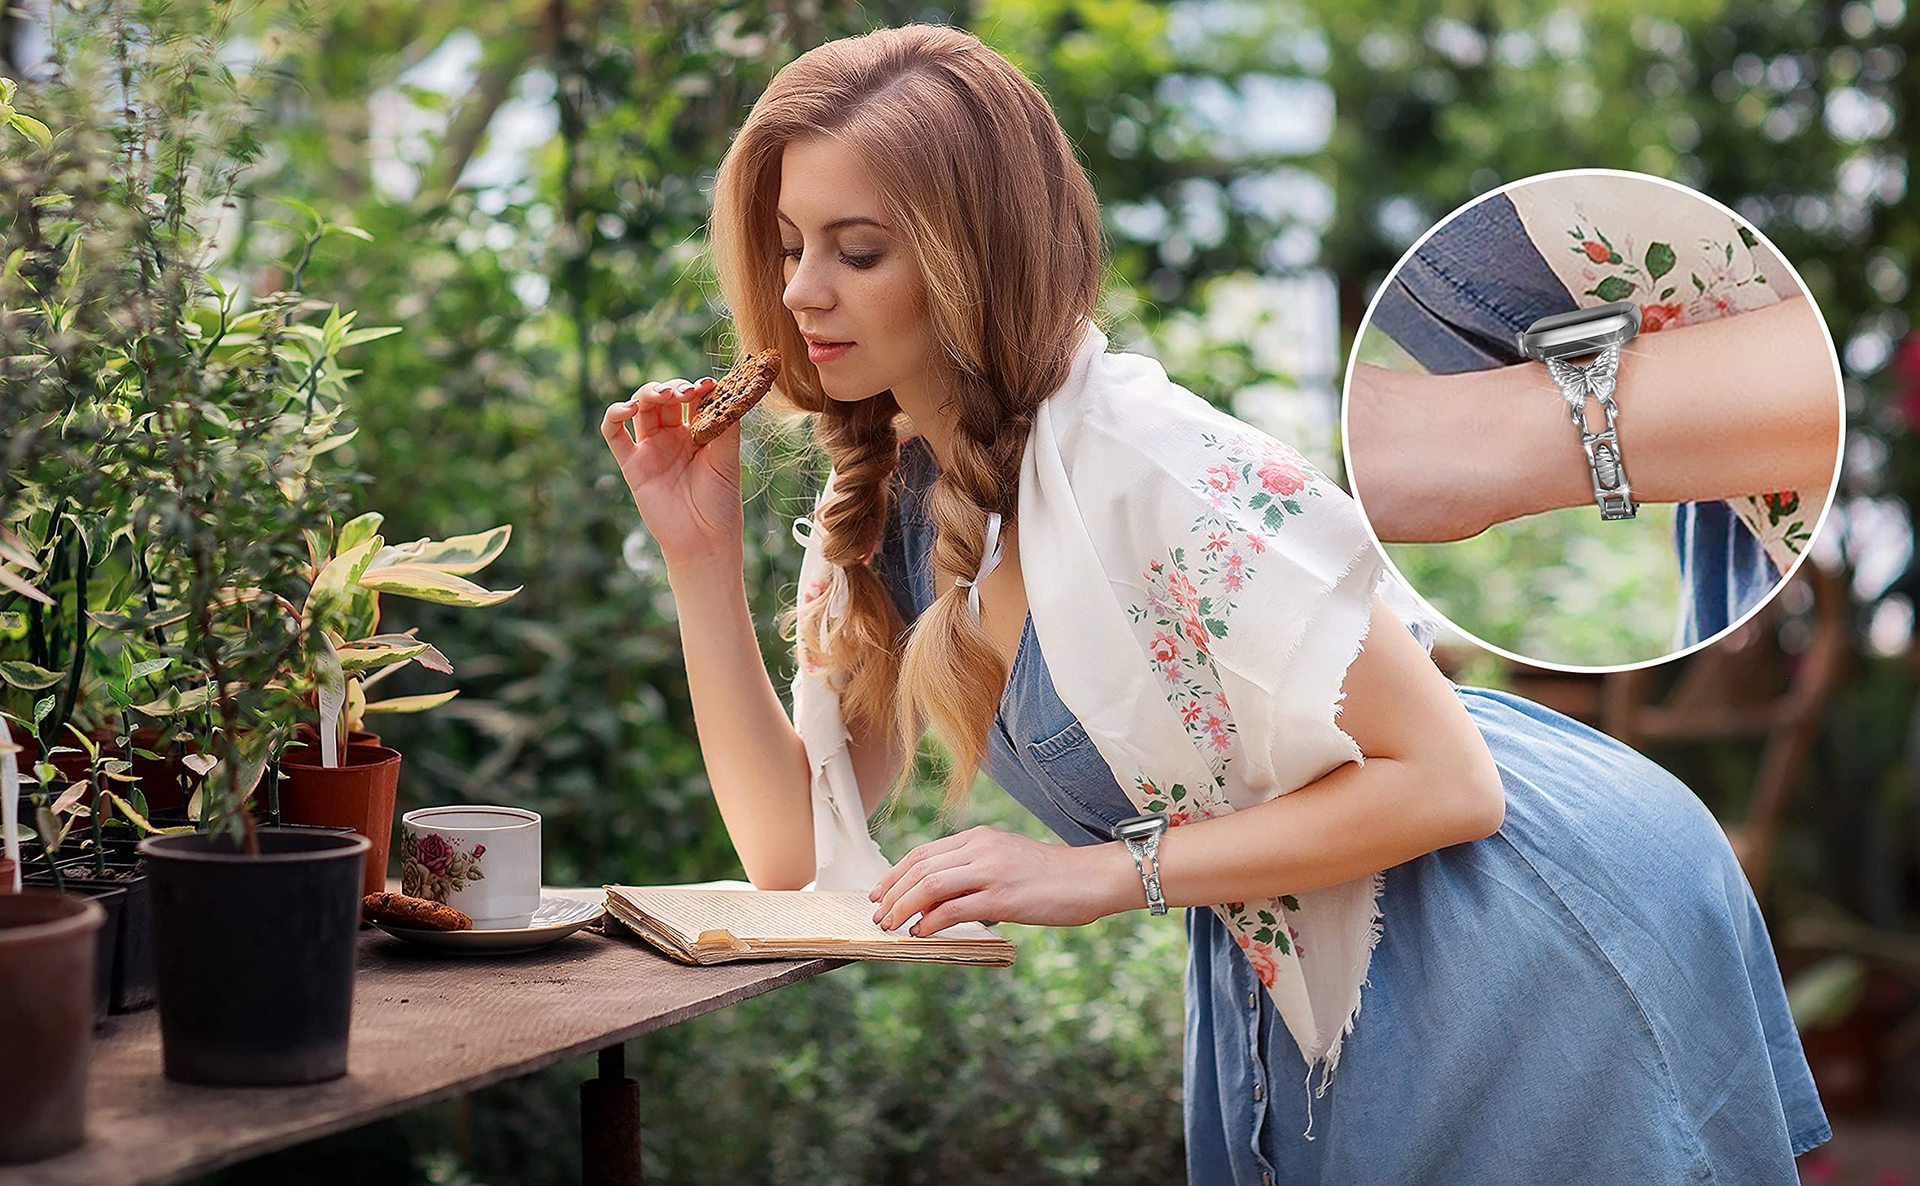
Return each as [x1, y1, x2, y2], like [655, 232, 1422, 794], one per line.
[871, 434, 1828, 1183]
[1368, 192, 1780, 649]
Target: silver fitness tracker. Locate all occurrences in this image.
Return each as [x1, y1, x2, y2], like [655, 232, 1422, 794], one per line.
[1111, 812, 1169, 916]
[1517, 299, 1642, 521]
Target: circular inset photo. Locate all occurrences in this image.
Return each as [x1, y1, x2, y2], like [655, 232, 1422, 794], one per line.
[1343, 168, 1844, 671]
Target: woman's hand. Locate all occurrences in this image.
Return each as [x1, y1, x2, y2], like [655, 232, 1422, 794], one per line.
[868, 825, 1134, 935]
[599, 374, 744, 572]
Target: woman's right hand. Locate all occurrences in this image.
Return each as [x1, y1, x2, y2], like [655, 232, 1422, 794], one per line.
[600, 375, 743, 572]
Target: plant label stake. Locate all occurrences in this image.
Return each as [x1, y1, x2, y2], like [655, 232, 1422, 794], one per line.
[1, 719, 20, 890]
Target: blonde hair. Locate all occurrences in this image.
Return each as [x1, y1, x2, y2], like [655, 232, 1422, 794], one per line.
[710, 24, 1105, 820]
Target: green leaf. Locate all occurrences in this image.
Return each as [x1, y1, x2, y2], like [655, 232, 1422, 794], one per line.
[325, 224, 376, 242]
[1644, 242, 1675, 281]
[128, 657, 172, 682]
[361, 690, 460, 714]
[387, 525, 514, 575]
[1588, 276, 1634, 302]
[340, 324, 400, 348]
[335, 636, 432, 674]
[6, 112, 50, 148]
[0, 661, 64, 690]
[337, 512, 384, 556]
[304, 535, 383, 630]
[357, 563, 520, 607]
[269, 195, 322, 226]
[132, 683, 215, 717]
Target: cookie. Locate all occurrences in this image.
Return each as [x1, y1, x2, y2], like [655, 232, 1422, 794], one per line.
[688, 348, 781, 446]
[362, 892, 473, 932]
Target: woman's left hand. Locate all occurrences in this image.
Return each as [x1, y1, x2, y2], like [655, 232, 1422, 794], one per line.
[869, 825, 1130, 935]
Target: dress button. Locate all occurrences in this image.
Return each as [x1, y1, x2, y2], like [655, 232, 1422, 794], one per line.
[1253, 1081, 1264, 1101]
[1248, 988, 1257, 1009]
[1262, 1173, 1274, 1186]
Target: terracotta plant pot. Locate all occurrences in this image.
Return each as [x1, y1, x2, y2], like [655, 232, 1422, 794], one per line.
[0, 889, 106, 1164]
[0, 856, 16, 894]
[275, 744, 402, 898]
[141, 828, 370, 1086]
[24, 856, 154, 1014]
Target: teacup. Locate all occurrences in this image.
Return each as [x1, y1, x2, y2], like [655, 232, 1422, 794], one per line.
[399, 805, 541, 929]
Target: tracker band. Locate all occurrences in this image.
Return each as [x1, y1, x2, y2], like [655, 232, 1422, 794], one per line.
[1518, 300, 1643, 522]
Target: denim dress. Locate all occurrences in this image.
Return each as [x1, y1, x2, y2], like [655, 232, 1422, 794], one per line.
[873, 435, 1829, 1184]
[1367, 192, 1781, 649]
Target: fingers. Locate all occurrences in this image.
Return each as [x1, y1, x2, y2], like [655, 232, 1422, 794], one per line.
[910, 890, 997, 938]
[599, 377, 718, 457]
[869, 825, 985, 902]
[873, 855, 983, 932]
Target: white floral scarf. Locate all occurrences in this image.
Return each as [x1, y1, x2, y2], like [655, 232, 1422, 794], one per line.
[789, 320, 1439, 1128]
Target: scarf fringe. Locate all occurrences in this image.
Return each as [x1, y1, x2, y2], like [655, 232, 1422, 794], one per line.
[1299, 864, 1388, 1141]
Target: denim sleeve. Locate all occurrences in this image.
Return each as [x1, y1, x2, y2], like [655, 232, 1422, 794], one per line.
[1368, 193, 1577, 373]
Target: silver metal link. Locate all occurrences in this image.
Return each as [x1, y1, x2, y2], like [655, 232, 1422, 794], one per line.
[1545, 346, 1637, 521]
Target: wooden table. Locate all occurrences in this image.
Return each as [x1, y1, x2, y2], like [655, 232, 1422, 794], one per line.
[2, 887, 849, 1186]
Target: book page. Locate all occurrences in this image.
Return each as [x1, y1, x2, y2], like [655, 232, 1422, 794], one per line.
[606, 887, 999, 943]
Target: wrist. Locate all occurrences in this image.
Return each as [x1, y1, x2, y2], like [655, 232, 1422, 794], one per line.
[1096, 838, 1148, 918]
[1473, 362, 1596, 523]
[664, 547, 746, 593]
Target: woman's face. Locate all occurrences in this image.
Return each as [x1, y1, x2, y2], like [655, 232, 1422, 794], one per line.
[778, 136, 932, 405]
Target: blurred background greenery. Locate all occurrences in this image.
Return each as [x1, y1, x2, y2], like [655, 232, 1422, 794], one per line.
[5, 0, 1917, 1181]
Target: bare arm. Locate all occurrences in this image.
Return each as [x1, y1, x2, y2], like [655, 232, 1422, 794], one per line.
[867, 594, 1507, 936]
[665, 554, 818, 890]
[1348, 294, 1842, 543]
[1108, 594, 1505, 913]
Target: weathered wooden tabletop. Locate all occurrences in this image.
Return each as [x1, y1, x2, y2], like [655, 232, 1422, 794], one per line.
[4, 886, 849, 1186]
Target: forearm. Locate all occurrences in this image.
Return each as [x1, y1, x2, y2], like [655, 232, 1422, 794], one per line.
[666, 553, 818, 890]
[1488, 295, 1839, 521]
[1090, 752, 1503, 918]
[1350, 295, 1841, 542]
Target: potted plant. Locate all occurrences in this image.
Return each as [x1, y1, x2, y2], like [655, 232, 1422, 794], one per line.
[0, 888, 106, 1165]
[271, 512, 518, 896]
[17, 721, 180, 1014]
[0, 446, 104, 1167]
[0, 17, 383, 1087]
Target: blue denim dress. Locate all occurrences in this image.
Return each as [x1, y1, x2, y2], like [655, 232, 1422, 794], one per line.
[873, 435, 1828, 1184]
[1367, 193, 1781, 649]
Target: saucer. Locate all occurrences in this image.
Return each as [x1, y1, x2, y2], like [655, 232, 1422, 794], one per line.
[372, 893, 605, 955]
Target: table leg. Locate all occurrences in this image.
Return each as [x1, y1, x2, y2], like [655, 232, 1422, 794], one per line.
[581, 1042, 643, 1186]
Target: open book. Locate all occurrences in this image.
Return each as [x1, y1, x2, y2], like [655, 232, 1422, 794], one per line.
[604, 884, 1017, 967]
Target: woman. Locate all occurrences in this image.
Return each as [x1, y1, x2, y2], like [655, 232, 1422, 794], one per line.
[599, 24, 1830, 1185]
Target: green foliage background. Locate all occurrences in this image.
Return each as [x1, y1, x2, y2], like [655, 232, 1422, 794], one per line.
[3, 0, 1915, 1181]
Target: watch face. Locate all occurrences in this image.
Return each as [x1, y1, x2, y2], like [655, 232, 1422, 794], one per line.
[1112, 814, 1168, 842]
[1517, 299, 1642, 360]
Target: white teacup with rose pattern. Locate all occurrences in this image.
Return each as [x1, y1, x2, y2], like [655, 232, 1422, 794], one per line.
[399, 805, 541, 929]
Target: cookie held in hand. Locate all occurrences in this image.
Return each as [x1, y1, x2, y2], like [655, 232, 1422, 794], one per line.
[688, 348, 781, 446]
[363, 892, 473, 932]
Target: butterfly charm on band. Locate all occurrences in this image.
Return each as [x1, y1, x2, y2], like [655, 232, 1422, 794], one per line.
[1544, 344, 1623, 413]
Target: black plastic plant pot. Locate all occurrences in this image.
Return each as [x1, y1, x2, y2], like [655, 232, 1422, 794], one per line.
[24, 865, 123, 1029]
[139, 827, 370, 1086]
[40, 857, 154, 1014]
